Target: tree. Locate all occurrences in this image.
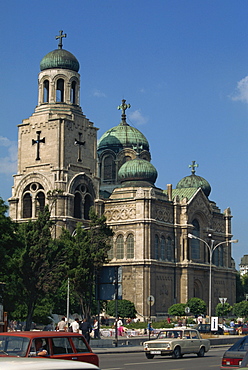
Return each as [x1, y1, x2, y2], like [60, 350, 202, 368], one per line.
[233, 300, 248, 318]
[14, 206, 66, 330]
[187, 298, 206, 316]
[59, 208, 113, 319]
[106, 299, 137, 319]
[0, 198, 19, 279]
[168, 303, 186, 316]
[215, 302, 232, 317]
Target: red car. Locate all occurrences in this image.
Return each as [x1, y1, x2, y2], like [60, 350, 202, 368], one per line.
[0, 331, 99, 367]
[221, 335, 248, 369]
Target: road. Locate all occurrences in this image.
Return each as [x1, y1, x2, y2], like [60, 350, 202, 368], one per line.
[98, 346, 228, 370]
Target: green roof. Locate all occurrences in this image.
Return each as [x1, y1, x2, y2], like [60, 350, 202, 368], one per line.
[97, 122, 149, 153]
[40, 49, 80, 72]
[164, 187, 198, 201]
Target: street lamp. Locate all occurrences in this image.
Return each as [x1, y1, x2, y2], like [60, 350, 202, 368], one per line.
[187, 233, 238, 320]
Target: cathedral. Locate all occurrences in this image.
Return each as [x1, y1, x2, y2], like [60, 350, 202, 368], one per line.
[8, 32, 237, 320]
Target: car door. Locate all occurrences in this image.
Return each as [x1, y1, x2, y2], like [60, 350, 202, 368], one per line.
[181, 330, 192, 354]
[189, 330, 201, 352]
[50, 336, 76, 361]
[70, 336, 99, 366]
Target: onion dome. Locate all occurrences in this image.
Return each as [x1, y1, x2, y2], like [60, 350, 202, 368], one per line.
[118, 158, 158, 187]
[97, 99, 149, 153]
[40, 49, 79, 72]
[176, 161, 211, 197]
[40, 31, 79, 72]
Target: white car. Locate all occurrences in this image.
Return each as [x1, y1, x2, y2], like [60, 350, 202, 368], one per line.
[143, 328, 210, 359]
[0, 357, 101, 370]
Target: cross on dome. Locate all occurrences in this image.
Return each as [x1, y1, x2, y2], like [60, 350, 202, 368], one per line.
[117, 99, 131, 124]
[56, 30, 67, 49]
[189, 160, 199, 175]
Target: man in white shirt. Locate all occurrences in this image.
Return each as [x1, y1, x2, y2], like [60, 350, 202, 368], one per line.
[70, 318, 80, 333]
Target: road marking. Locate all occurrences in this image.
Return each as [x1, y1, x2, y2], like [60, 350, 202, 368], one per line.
[124, 358, 193, 366]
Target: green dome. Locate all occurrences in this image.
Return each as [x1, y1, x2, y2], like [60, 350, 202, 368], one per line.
[118, 158, 157, 186]
[176, 174, 211, 197]
[40, 49, 80, 72]
[98, 122, 149, 153]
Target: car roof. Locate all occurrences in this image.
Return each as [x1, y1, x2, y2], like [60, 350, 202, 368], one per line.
[0, 357, 100, 370]
[0, 331, 84, 338]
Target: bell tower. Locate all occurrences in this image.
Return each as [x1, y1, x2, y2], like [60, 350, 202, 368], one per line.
[9, 31, 99, 234]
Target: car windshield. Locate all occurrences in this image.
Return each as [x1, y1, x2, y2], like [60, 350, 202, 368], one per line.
[228, 337, 248, 352]
[0, 336, 29, 357]
[157, 330, 182, 339]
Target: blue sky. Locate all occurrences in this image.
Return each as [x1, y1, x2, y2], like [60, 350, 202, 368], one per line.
[0, 0, 247, 267]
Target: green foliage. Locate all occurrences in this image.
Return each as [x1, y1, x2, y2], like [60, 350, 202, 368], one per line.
[59, 207, 113, 319]
[215, 302, 233, 317]
[186, 298, 206, 316]
[11, 206, 66, 330]
[233, 300, 248, 317]
[168, 303, 186, 316]
[106, 299, 137, 319]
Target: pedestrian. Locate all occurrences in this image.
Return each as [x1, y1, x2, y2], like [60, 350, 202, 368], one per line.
[93, 319, 100, 339]
[56, 317, 67, 331]
[70, 318, 80, 333]
[79, 318, 92, 344]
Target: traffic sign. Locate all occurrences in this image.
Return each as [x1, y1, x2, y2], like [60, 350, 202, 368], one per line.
[185, 306, 190, 314]
[147, 295, 155, 306]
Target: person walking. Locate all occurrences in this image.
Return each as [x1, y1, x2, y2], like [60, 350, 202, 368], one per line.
[70, 318, 80, 333]
[56, 317, 67, 331]
[79, 318, 92, 344]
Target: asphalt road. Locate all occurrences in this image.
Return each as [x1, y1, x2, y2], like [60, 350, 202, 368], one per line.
[98, 345, 229, 370]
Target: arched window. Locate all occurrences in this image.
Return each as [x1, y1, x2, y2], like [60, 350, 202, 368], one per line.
[161, 236, 166, 261]
[43, 80, 49, 103]
[116, 235, 124, 259]
[35, 192, 45, 216]
[103, 155, 116, 181]
[155, 235, 159, 259]
[191, 219, 200, 260]
[127, 234, 134, 259]
[70, 81, 76, 104]
[74, 192, 82, 218]
[56, 78, 64, 102]
[84, 194, 93, 220]
[166, 236, 174, 261]
[23, 193, 32, 218]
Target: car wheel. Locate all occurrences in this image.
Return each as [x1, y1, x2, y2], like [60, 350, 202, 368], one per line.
[172, 346, 181, 359]
[197, 347, 205, 357]
[145, 353, 154, 359]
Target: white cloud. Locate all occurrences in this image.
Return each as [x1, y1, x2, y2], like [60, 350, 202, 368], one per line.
[92, 89, 107, 98]
[231, 76, 248, 103]
[0, 136, 17, 175]
[129, 109, 148, 126]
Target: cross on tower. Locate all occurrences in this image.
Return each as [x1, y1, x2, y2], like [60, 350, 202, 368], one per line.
[117, 99, 131, 123]
[56, 30, 67, 49]
[32, 131, 45, 160]
[189, 160, 199, 175]
[74, 133, 85, 162]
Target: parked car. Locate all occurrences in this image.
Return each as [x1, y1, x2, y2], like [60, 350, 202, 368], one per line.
[0, 332, 99, 366]
[143, 328, 210, 359]
[0, 357, 100, 370]
[233, 323, 248, 335]
[221, 335, 248, 369]
[194, 323, 224, 335]
[219, 324, 237, 335]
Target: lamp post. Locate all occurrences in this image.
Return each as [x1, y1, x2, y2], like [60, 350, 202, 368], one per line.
[187, 233, 238, 320]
